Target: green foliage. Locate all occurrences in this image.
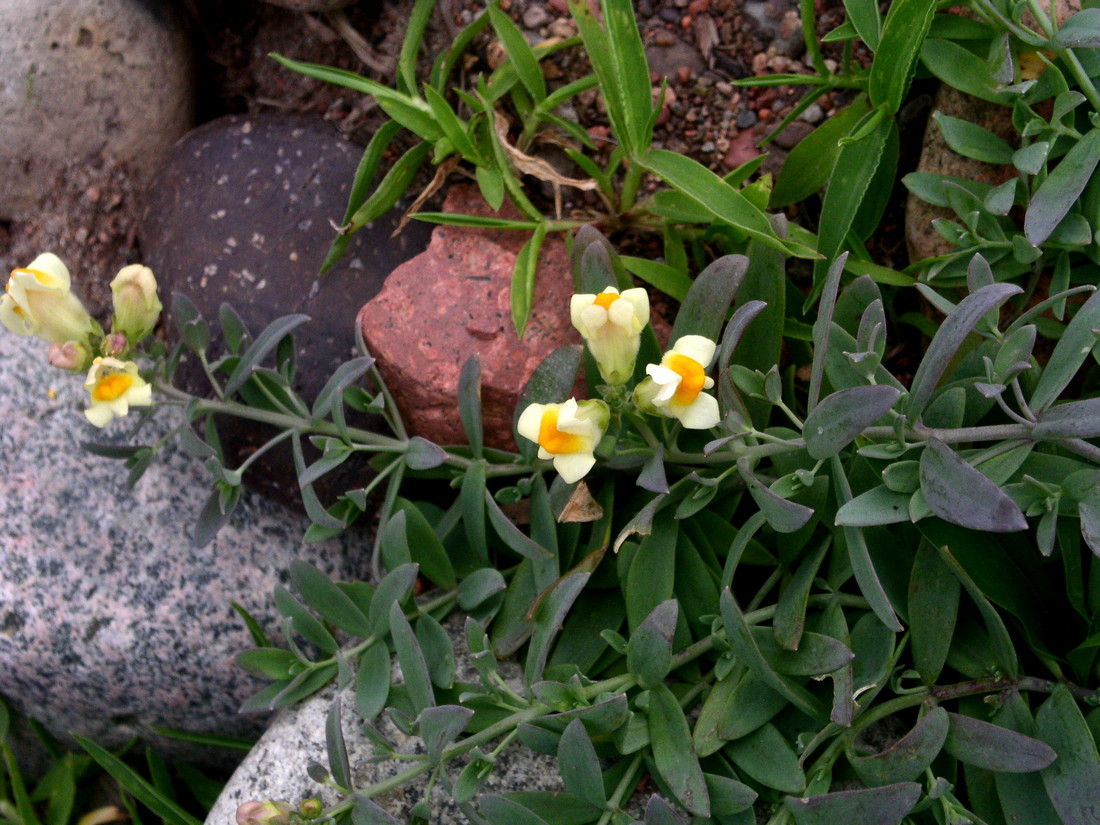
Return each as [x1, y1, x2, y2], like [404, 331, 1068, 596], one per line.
[0, 703, 223, 825]
[48, 2, 1100, 823]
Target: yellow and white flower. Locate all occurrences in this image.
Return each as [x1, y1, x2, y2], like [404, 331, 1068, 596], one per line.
[110, 263, 162, 344]
[570, 286, 649, 385]
[517, 398, 609, 483]
[83, 357, 153, 427]
[0, 253, 96, 344]
[635, 334, 720, 429]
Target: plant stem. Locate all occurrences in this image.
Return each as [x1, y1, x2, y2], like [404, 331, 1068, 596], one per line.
[800, 0, 826, 76]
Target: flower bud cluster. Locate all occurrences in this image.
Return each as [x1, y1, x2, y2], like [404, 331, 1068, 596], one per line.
[1, 253, 163, 427]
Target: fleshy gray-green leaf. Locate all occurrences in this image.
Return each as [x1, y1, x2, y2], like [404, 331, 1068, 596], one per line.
[557, 719, 608, 809]
[849, 708, 949, 787]
[919, 438, 1027, 532]
[646, 684, 711, 816]
[803, 385, 901, 459]
[784, 782, 921, 825]
[626, 599, 677, 688]
[907, 282, 1022, 423]
[1025, 128, 1100, 246]
[1036, 684, 1100, 824]
[944, 712, 1056, 772]
[669, 254, 748, 344]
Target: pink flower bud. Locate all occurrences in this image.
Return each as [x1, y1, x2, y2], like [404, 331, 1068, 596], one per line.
[102, 332, 128, 357]
[47, 340, 91, 372]
[235, 801, 292, 825]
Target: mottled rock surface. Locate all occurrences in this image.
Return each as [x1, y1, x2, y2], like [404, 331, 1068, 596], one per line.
[357, 185, 575, 450]
[0, 330, 371, 761]
[207, 642, 562, 825]
[0, 0, 194, 219]
[141, 114, 432, 403]
[140, 114, 432, 502]
[906, 86, 1017, 263]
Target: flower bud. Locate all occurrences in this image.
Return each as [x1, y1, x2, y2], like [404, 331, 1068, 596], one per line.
[298, 799, 323, 820]
[0, 253, 96, 345]
[48, 340, 92, 372]
[102, 331, 128, 358]
[110, 264, 162, 343]
[235, 801, 292, 825]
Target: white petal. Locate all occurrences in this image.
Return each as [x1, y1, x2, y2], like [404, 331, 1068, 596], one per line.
[620, 288, 650, 326]
[579, 303, 609, 337]
[677, 393, 720, 429]
[0, 295, 33, 335]
[570, 294, 596, 330]
[84, 403, 114, 428]
[646, 364, 680, 402]
[553, 451, 596, 484]
[672, 334, 717, 369]
[607, 298, 638, 331]
[127, 382, 153, 407]
[22, 253, 71, 289]
[517, 403, 548, 444]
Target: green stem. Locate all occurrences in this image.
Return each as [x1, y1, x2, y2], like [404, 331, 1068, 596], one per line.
[620, 163, 644, 213]
[1024, 0, 1100, 112]
[800, 0, 826, 76]
[157, 383, 540, 478]
[597, 754, 646, 825]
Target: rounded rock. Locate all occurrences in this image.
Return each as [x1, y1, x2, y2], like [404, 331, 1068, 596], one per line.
[0, 330, 371, 762]
[0, 0, 194, 219]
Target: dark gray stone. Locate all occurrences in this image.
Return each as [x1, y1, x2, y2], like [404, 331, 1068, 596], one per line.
[139, 114, 433, 503]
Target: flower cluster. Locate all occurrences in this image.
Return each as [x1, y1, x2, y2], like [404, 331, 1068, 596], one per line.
[518, 284, 720, 482]
[1, 253, 162, 427]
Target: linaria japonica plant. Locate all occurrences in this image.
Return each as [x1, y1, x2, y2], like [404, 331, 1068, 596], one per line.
[9, 220, 1100, 823]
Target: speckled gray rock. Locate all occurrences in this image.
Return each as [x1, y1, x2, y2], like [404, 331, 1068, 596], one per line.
[140, 114, 432, 504]
[0, 0, 194, 219]
[0, 330, 371, 761]
[207, 648, 562, 825]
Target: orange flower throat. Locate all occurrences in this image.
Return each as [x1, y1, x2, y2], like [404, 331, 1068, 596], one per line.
[538, 407, 583, 454]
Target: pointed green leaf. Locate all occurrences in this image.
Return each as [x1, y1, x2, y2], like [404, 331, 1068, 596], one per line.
[804, 385, 901, 460]
[944, 712, 1056, 772]
[785, 782, 921, 825]
[1036, 684, 1100, 824]
[558, 719, 608, 809]
[646, 684, 710, 816]
[919, 439, 1027, 532]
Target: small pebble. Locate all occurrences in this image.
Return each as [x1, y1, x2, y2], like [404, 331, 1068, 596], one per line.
[659, 7, 681, 23]
[715, 80, 733, 95]
[736, 109, 758, 128]
[771, 120, 814, 149]
[701, 141, 715, 153]
[758, 108, 774, 122]
[548, 19, 575, 37]
[800, 103, 825, 124]
[522, 6, 549, 28]
[677, 65, 693, 84]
